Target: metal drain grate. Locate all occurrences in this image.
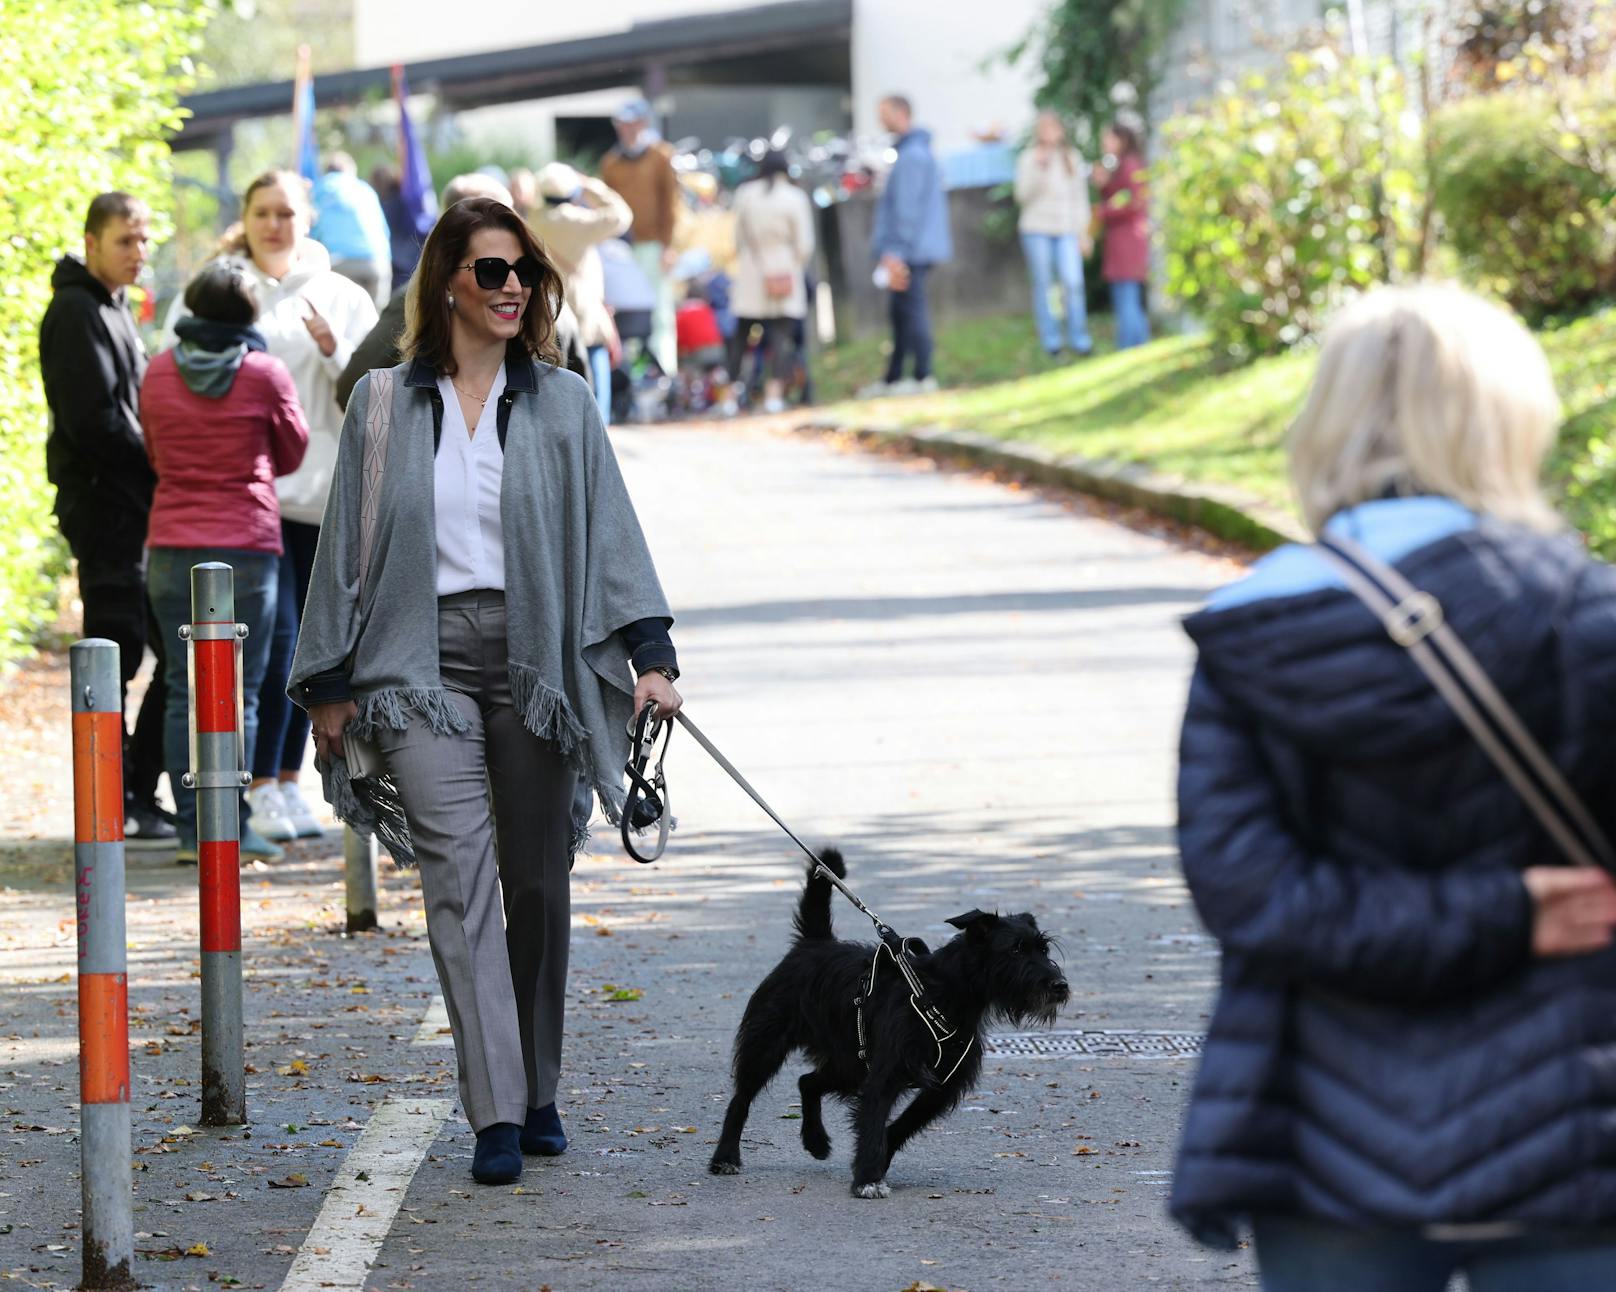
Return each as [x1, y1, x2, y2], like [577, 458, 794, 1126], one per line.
[985, 1029, 1203, 1059]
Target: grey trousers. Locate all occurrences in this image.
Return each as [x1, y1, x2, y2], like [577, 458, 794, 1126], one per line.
[377, 591, 574, 1130]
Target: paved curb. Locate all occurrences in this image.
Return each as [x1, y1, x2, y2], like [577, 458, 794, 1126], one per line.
[797, 416, 1311, 551]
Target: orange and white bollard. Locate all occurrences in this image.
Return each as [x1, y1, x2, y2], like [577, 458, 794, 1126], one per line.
[179, 562, 248, 1126]
[70, 639, 132, 1289]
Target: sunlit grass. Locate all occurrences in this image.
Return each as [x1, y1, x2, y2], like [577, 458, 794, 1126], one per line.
[820, 309, 1616, 554]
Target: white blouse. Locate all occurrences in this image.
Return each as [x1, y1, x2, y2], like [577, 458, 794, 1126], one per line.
[434, 369, 507, 595]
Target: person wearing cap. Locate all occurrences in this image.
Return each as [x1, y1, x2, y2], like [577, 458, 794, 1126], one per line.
[527, 164, 632, 425]
[601, 98, 680, 376]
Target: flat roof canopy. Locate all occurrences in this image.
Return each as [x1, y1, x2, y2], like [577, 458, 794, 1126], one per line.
[174, 0, 853, 150]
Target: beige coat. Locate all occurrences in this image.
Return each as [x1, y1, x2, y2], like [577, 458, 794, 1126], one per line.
[1015, 146, 1091, 238]
[730, 177, 815, 320]
[527, 176, 632, 349]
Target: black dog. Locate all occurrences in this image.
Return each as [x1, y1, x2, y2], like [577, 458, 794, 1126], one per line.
[709, 849, 1069, 1197]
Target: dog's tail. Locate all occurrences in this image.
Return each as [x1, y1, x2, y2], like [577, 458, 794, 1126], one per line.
[793, 847, 845, 940]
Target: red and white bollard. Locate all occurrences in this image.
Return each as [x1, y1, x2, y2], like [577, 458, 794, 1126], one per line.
[70, 639, 133, 1289]
[179, 562, 248, 1126]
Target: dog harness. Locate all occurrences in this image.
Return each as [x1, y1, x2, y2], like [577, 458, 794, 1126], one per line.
[622, 701, 970, 1078]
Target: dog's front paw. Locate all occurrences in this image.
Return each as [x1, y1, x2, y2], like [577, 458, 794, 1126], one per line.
[708, 1152, 742, 1176]
[802, 1123, 832, 1160]
[851, 1180, 891, 1199]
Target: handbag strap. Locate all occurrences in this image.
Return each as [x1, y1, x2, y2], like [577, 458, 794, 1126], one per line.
[358, 368, 396, 593]
[1315, 533, 1615, 872]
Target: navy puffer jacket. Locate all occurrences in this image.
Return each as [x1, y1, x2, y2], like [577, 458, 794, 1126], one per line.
[1170, 500, 1616, 1247]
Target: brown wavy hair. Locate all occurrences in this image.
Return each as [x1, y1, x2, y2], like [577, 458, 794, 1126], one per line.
[401, 197, 564, 375]
[215, 169, 311, 259]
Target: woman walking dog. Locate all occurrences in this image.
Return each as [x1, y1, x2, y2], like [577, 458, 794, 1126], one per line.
[290, 197, 682, 1185]
[1172, 283, 1616, 1287]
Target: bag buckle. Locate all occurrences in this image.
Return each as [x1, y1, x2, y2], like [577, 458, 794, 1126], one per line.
[1384, 592, 1443, 646]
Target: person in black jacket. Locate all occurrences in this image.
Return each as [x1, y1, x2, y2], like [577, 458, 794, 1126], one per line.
[1171, 282, 1616, 1287]
[40, 191, 174, 846]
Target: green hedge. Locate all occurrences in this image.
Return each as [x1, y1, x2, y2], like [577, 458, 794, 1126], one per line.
[0, 1, 212, 664]
[1430, 86, 1616, 321]
[1156, 48, 1425, 359]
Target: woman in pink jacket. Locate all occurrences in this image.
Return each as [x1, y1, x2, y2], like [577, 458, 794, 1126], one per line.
[142, 262, 310, 862]
[1098, 118, 1151, 349]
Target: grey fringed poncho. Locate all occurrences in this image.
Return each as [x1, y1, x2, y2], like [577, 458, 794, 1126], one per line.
[288, 357, 671, 832]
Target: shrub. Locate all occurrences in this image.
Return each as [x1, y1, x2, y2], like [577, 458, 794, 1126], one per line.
[0, 1, 213, 664]
[1429, 86, 1616, 321]
[1156, 47, 1425, 359]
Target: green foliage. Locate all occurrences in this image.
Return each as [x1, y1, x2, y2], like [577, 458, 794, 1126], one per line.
[1011, 0, 1189, 143]
[0, 0, 215, 663]
[1157, 48, 1425, 359]
[1430, 85, 1616, 320]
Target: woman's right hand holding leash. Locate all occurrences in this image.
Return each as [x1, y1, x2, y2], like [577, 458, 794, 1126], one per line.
[309, 700, 359, 761]
[1524, 865, 1616, 956]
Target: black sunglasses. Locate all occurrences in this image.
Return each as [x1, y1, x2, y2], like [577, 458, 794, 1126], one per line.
[458, 256, 541, 290]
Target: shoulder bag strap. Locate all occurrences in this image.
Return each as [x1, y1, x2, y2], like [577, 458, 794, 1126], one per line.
[358, 368, 396, 594]
[1315, 532, 1615, 873]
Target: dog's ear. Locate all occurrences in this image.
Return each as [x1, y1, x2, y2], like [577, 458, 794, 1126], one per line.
[945, 910, 998, 938]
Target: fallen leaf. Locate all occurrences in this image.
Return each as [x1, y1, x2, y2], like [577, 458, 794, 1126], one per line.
[268, 1174, 309, 1189]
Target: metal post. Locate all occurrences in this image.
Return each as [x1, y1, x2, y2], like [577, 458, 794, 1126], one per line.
[344, 826, 379, 933]
[70, 640, 133, 1289]
[180, 562, 248, 1126]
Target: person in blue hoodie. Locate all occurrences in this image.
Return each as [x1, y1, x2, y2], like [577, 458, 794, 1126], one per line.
[866, 95, 952, 396]
[1172, 282, 1616, 1287]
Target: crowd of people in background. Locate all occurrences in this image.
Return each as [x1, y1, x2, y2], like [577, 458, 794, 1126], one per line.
[37, 90, 1155, 852]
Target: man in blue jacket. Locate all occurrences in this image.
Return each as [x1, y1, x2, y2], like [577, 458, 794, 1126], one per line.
[868, 95, 952, 395]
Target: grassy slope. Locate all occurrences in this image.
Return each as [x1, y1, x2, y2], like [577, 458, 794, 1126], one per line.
[820, 311, 1616, 552]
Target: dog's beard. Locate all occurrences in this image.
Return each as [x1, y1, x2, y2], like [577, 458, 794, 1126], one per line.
[991, 1000, 1062, 1031]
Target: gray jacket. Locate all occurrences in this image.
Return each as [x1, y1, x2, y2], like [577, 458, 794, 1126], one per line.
[289, 352, 672, 825]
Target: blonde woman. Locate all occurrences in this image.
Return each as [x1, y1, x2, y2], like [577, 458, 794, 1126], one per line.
[1014, 111, 1092, 357]
[164, 170, 378, 851]
[1172, 283, 1616, 1287]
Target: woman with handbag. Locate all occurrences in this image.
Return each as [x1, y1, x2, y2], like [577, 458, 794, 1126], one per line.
[729, 150, 815, 414]
[288, 197, 683, 1186]
[1172, 282, 1616, 1288]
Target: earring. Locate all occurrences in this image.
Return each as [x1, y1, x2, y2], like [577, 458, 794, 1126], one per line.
[447, 290, 456, 311]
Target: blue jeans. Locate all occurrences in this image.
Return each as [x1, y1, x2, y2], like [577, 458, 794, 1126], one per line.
[884, 263, 933, 383]
[587, 344, 613, 427]
[1020, 232, 1092, 354]
[1110, 279, 1151, 349]
[147, 547, 278, 846]
[1254, 1215, 1616, 1291]
[252, 519, 319, 779]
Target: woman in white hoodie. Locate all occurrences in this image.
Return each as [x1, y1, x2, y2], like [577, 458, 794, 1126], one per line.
[164, 169, 377, 848]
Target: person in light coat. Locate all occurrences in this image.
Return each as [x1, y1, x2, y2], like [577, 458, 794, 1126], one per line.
[163, 168, 378, 849]
[527, 163, 632, 425]
[729, 151, 815, 414]
[1015, 111, 1093, 357]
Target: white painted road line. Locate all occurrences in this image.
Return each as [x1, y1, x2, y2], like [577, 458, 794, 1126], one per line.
[411, 994, 452, 1046]
[278, 1097, 452, 1292]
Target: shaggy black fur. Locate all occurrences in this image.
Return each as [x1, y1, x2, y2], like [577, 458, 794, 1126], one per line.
[708, 848, 1069, 1197]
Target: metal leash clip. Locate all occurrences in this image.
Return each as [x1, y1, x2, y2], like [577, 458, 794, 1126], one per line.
[622, 700, 674, 863]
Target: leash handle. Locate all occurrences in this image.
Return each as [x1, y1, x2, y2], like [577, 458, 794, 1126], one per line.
[621, 701, 673, 864]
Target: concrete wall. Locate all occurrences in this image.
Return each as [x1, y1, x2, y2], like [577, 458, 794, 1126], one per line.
[851, 0, 1047, 156]
[821, 187, 1026, 340]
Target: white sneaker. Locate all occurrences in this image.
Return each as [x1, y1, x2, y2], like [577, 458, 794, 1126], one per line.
[762, 397, 786, 414]
[855, 380, 894, 400]
[246, 782, 298, 843]
[884, 378, 920, 396]
[914, 376, 939, 394]
[277, 780, 326, 838]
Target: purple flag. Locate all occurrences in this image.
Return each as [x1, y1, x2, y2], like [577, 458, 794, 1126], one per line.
[393, 66, 437, 236]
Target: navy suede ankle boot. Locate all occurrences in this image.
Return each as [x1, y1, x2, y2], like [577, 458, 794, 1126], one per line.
[472, 1122, 523, 1184]
[521, 1103, 567, 1156]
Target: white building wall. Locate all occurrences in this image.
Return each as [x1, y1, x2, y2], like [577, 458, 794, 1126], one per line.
[851, 0, 1046, 153]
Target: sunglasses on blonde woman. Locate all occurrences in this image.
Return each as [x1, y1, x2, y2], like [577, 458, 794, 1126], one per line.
[458, 256, 541, 289]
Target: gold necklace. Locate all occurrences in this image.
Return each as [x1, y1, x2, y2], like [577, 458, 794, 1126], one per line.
[451, 379, 490, 407]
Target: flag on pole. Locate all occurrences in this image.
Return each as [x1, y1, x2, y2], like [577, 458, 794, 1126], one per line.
[393, 65, 437, 236]
[292, 44, 318, 181]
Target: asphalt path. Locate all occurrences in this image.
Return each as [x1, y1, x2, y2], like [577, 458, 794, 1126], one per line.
[0, 420, 1256, 1291]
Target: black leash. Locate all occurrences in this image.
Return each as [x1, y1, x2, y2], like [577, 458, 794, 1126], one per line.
[621, 702, 971, 1080]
